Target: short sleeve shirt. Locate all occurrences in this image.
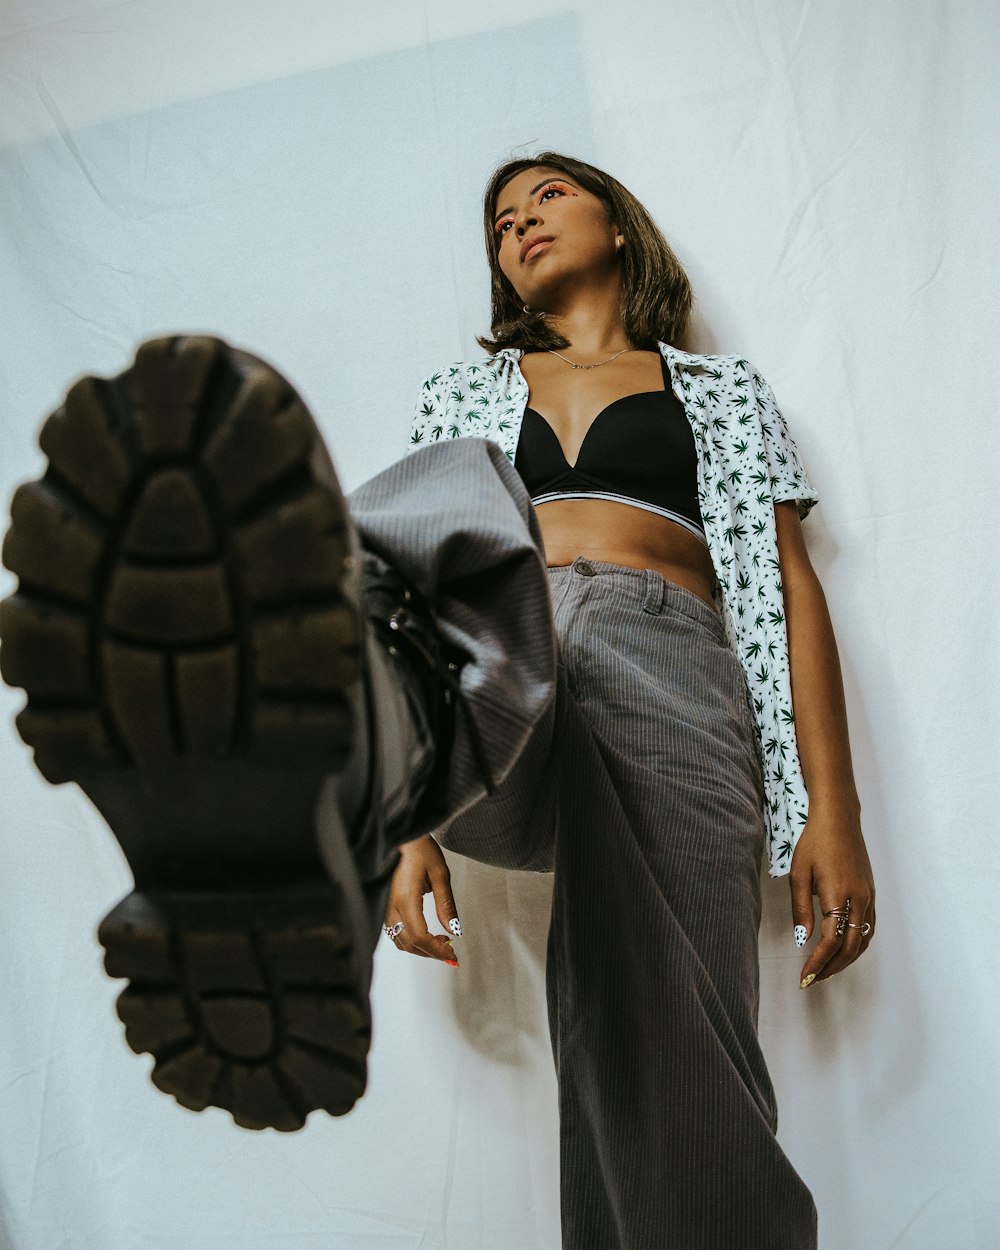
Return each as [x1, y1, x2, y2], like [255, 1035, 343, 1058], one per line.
[408, 342, 818, 876]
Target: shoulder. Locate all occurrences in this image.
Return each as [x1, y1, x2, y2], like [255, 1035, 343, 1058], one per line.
[409, 351, 523, 451]
[667, 345, 760, 373]
[413, 352, 523, 427]
[417, 350, 519, 391]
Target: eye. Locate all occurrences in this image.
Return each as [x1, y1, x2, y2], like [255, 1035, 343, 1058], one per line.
[538, 182, 572, 203]
[494, 217, 514, 237]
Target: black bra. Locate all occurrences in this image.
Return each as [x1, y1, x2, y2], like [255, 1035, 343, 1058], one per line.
[513, 354, 705, 542]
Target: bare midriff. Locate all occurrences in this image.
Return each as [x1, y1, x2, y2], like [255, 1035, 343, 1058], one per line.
[517, 349, 718, 609]
[535, 497, 719, 609]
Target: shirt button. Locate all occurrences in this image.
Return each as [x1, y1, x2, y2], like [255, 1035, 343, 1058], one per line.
[575, 560, 596, 577]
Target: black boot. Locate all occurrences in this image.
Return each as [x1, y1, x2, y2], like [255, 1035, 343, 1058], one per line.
[317, 548, 493, 959]
[0, 335, 484, 1130]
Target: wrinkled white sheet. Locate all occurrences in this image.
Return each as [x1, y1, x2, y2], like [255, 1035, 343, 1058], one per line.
[1, 3, 997, 1247]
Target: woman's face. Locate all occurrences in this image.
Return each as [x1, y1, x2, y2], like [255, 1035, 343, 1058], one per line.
[492, 166, 620, 309]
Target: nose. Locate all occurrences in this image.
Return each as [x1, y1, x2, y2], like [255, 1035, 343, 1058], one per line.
[514, 205, 540, 236]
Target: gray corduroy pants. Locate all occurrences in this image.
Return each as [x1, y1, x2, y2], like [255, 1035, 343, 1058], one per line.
[349, 438, 818, 1250]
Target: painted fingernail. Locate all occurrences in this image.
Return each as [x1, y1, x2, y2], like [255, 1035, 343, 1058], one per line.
[794, 925, 808, 948]
[448, 918, 463, 937]
[444, 958, 459, 968]
[800, 973, 816, 989]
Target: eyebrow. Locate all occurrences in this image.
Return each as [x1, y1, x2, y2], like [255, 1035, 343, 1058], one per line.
[493, 177, 571, 225]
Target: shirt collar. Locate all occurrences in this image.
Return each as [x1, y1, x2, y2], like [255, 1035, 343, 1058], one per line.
[491, 342, 716, 370]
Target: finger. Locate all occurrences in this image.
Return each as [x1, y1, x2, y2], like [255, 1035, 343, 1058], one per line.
[428, 857, 463, 940]
[382, 910, 406, 942]
[800, 895, 873, 986]
[798, 910, 846, 988]
[814, 902, 876, 982]
[858, 909, 877, 957]
[380, 907, 416, 955]
[391, 889, 456, 964]
[788, 863, 815, 949]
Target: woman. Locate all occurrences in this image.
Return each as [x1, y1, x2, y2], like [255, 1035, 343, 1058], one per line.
[381, 153, 876, 1248]
[0, 152, 873, 1248]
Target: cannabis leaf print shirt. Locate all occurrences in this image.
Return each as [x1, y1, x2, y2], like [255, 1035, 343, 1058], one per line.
[407, 343, 819, 877]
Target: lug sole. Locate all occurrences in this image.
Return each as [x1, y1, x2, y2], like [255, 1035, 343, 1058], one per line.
[1, 335, 367, 1129]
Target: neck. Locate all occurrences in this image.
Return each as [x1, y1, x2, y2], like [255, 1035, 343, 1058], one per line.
[540, 272, 631, 357]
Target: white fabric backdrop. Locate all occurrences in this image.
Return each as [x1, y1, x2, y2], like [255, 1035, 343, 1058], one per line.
[1, 2, 997, 1248]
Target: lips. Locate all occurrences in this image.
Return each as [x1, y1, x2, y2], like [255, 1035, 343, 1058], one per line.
[520, 234, 554, 263]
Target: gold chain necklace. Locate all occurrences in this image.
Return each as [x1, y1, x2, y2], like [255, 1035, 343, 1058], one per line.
[547, 347, 632, 370]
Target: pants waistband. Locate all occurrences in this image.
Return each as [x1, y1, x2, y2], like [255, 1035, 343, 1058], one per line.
[546, 556, 725, 639]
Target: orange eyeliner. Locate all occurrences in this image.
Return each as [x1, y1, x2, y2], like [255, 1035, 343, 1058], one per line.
[537, 182, 577, 202]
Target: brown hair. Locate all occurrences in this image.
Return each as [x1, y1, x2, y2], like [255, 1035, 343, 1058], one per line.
[477, 151, 694, 354]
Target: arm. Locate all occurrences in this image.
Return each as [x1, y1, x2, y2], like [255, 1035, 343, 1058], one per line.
[774, 500, 876, 986]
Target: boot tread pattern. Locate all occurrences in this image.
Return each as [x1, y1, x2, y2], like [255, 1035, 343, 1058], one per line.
[100, 893, 366, 1131]
[1, 337, 368, 1128]
[1, 336, 358, 779]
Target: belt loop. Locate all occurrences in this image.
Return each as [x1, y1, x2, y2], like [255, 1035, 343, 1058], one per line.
[642, 568, 664, 615]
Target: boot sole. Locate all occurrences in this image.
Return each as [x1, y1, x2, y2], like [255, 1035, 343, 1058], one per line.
[0, 335, 368, 1130]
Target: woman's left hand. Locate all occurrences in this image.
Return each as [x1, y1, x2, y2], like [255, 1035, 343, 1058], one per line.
[789, 806, 876, 988]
